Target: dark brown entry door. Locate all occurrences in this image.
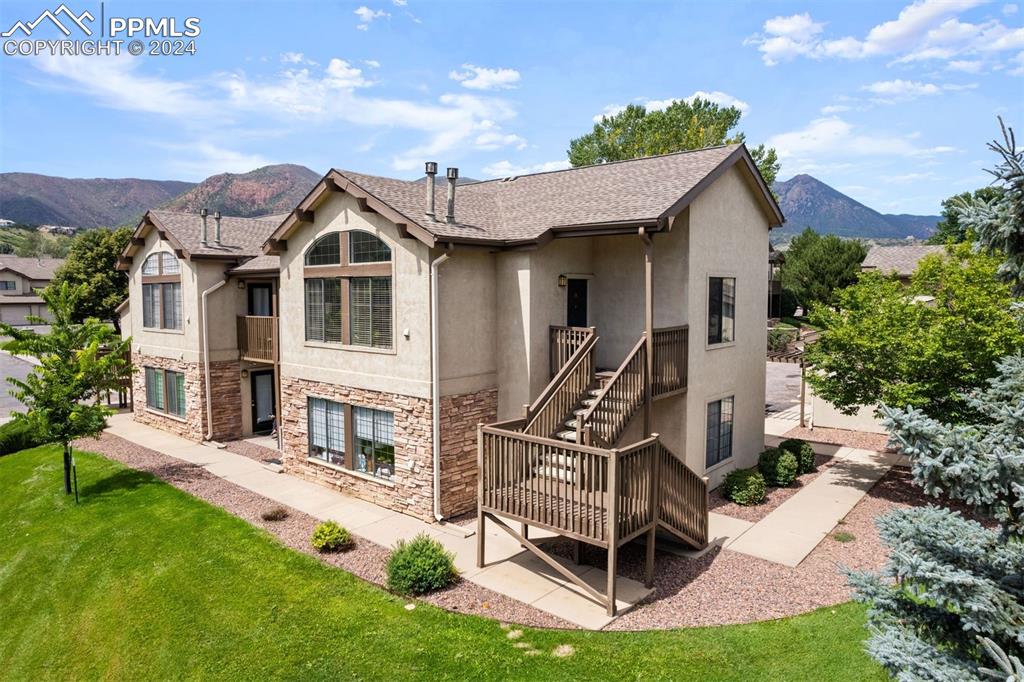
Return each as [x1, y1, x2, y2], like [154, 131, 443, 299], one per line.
[250, 369, 276, 434]
[566, 278, 588, 327]
[248, 283, 272, 316]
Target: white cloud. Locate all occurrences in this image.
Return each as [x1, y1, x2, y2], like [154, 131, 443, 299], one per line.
[1006, 3, 1020, 15]
[684, 90, 750, 113]
[473, 131, 527, 151]
[948, 58, 984, 72]
[448, 64, 521, 90]
[768, 116, 959, 163]
[363, 59, 381, 68]
[592, 103, 627, 122]
[820, 104, 851, 114]
[354, 6, 389, 30]
[392, 0, 408, 5]
[281, 52, 315, 65]
[747, 0, 1024, 67]
[160, 142, 274, 178]
[863, 79, 942, 98]
[881, 171, 938, 182]
[1009, 50, 1024, 75]
[482, 159, 570, 177]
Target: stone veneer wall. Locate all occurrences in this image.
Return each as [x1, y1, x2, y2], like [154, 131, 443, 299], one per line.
[280, 376, 435, 520]
[438, 388, 498, 518]
[132, 353, 242, 442]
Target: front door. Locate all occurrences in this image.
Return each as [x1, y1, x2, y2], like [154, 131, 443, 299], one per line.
[248, 283, 273, 316]
[250, 370, 276, 434]
[566, 278, 588, 327]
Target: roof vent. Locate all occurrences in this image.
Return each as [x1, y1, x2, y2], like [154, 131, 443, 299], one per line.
[445, 167, 458, 224]
[424, 161, 438, 220]
[200, 208, 209, 246]
[214, 210, 222, 246]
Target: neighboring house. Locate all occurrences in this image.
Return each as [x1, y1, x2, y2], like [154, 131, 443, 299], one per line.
[0, 255, 62, 325]
[120, 144, 782, 610]
[861, 244, 944, 282]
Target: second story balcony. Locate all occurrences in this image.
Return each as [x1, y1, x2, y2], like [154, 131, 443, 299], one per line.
[238, 315, 278, 363]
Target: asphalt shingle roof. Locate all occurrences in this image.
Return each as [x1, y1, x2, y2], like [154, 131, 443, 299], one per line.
[0, 256, 63, 280]
[147, 211, 287, 258]
[861, 245, 945, 277]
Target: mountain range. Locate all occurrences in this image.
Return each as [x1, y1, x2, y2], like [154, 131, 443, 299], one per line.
[772, 174, 940, 240]
[1, 165, 940, 240]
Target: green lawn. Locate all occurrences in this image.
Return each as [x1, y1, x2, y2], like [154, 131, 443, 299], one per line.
[0, 446, 884, 681]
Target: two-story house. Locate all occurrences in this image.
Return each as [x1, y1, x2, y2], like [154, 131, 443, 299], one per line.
[121, 144, 782, 613]
[0, 256, 63, 324]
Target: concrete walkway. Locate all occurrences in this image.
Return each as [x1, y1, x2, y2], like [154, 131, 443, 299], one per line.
[104, 413, 650, 629]
[723, 444, 901, 566]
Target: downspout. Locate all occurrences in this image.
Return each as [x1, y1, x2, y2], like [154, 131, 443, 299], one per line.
[430, 247, 452, 521]
[202, 279, 228, 441]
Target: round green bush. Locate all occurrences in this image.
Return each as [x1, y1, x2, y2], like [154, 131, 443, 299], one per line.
[779, 438, 816, 474]
[311, 520, 352, 553]
[758, 447, 798, 487]
[0, 419, 45, 456]
[723, 468, 766, 506]
[386, 532, 458, 596]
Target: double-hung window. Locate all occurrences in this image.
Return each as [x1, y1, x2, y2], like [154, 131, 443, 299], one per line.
[708, 276, 735, 345]
[705, 396, 734, 468]
[0, 281, 16, 291]
[303, 231, 393, 348]
[307, 397, 395, 480]
[145, 367, 186, 417]
[141, 253, 182, 330]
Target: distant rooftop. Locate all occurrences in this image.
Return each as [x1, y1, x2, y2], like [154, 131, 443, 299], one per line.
[861, 244, 945, 277]
[0, 256, 63, 279]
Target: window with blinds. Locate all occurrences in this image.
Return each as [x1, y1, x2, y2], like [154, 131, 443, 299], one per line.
[145, 367, 185, 417]
[308, 397, 346, 466]
[140, 252, 182, 331]
[353, 406, 394, 479]
[304, 278, 342, 343]
[350, 277, 392, 348]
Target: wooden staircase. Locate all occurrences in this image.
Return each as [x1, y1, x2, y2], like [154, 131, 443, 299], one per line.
[478, 324, 708, 616]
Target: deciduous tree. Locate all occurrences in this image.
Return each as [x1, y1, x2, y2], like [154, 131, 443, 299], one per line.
[927, 187, 1003, 245]
[52, 226, 132, 329]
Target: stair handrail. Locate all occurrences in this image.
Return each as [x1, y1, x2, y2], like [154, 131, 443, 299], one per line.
[655, 440, 709, 549]
[523, 328, 597, 436]
[577, 334, 647, 446]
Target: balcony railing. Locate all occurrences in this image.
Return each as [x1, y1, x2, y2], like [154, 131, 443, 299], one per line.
[237, 315, 277, 363]
[652, 325, 688, 397]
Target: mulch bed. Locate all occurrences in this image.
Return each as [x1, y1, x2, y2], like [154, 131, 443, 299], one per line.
[74, 433, 572, 630]
[71, 432, 967, 631]
[708, 453, 837, 523]
[783, 425, 892, 452]
[223, 439, 282, 465]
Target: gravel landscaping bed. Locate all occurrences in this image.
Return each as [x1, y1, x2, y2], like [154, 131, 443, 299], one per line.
[782, 425, 891, 452]
[223, 439, 282, 465]
[74, 433, 571, 630]
[708, 453, 837, 523]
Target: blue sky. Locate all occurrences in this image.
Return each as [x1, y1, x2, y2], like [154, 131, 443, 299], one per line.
[1, 0, 1022, 214]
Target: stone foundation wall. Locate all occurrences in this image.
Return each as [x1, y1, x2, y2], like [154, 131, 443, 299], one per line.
[132, 353, 242, 442]
[439, 388, 498, 518]
[280, 376, 435, 520]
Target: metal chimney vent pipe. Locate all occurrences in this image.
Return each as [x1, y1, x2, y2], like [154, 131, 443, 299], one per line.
[424, 161, 438, 220]
[213, 210, 222, 245]
[200, 208, 209, 246]
[445, 167, 458, 224]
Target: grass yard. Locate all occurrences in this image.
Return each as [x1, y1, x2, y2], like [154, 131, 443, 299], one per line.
[0, 446, 885, 681]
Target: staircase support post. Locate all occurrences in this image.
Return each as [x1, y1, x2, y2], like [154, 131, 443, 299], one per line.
[645, 435, 661, 588]
[640, 228, 654, 437]
[606, 448, 620, 617]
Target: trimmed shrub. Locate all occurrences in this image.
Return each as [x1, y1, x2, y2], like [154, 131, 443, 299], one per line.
[723, 468, 766, 506]
[767, 327, 797, 353]
[779, 438, 816, 474]
[386, 533, 458, 596]
[758, 447, 798, 487]
[311, 520, 352, 553]
[260, 506, 289, 522]
[0, 419, 45, 456]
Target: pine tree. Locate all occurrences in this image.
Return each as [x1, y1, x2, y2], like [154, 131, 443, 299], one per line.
[846, 355, 1024, 681]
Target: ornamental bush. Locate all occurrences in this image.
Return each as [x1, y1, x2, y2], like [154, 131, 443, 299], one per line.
[723, 468, 766, 506]
[758, 447, 798, 487]
[311, 520, 352, 553]
[779, 438, 816, 474]
[386, 533, 458, 596]
[0, 419, 45, 456]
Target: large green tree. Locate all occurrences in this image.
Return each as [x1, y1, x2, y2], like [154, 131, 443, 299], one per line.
[804, 245, 1024, 423]
[927, 187, 1003, 245]
[568, 98, 781, 186]
[0, 282, 130, 494]
[779, 227, 867, 313]
[51, 226, 132, 329]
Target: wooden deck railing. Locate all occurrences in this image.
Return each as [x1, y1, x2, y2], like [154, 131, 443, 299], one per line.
[549, 326, 593, 377]
[237, 315, 277, 363]
[524, 330, 597, 438]
[577, 336, 646, 447]
[657, 442, 709, 548]
[652, 325, 688, 397]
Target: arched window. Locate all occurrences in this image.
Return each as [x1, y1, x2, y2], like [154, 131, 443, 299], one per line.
[141, 252, 182, 330]
[303, 231, 393, 348]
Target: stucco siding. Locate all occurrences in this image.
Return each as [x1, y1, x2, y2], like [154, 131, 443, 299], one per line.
[437, 249, 498, 396]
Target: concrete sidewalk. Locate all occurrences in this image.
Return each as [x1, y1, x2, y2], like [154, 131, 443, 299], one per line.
[104, 413, 650, 629]
[725, 445, 901, 566]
